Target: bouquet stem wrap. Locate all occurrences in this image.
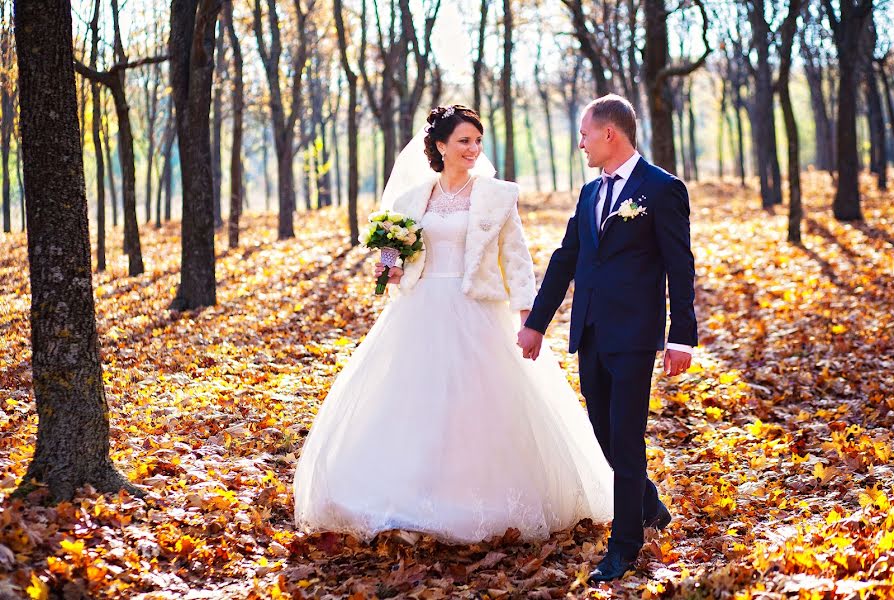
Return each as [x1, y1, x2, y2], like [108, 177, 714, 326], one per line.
[376, 247, 401, 295]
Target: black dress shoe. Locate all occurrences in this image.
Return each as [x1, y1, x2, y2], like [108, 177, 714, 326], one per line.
[588, 550, 636, 582]
[643, 500, 672, 530]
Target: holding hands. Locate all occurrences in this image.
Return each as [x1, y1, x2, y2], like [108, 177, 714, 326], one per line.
[517, 325, 544, 361]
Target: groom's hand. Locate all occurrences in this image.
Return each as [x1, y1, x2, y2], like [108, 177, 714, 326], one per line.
[517, 327, 544, 361]
[663, 349, 692, 376]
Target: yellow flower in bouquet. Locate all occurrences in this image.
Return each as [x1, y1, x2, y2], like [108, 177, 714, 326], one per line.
[361, 210, 424, 295]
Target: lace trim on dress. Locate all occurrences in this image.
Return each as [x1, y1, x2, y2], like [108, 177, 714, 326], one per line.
[426, 179, 473, 215]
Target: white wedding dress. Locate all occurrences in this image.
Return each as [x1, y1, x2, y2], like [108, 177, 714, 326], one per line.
[293, 192, 614, 544]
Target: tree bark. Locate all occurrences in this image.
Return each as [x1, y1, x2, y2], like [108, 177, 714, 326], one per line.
[878, 58, 894, 170]
[687, 78, 698, 181]
[534, 49, 558, 191]
[143, 63, 161, 225]
[13, 0, 138, 502]
[101, 93, 119, 228]
[863, 19, 886, 189]
[746, 0, 783, 208]
[333, 0, 360, 245]
[825, 0, 872, 220]
[89, 0, 105, 270]
[777, 0, 803, 243]
[561, 0, 610, 95]
[212, 19, 224, 228]
[223, 0, 242, 248]
[717, 76, 726, 178]
[501, 0, 515, 181]
[155, 97, 174, 227]
[1, 83, 12, 234]
[522, 95, 541, 192]
[1, 2, 11, 234]
[169, 0, 220, 309]
[801, 42, 835, 172]
[473, 0, 489, 114]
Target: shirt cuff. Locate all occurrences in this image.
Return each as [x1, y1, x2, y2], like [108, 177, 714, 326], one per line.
[666, 343, 693, 354]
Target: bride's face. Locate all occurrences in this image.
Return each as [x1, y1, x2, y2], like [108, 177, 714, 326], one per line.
[437, 123, 483, 171]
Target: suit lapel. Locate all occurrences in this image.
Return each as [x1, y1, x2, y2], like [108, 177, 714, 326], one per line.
[586, 178, 602, 249]
[599, 157, 648, 239]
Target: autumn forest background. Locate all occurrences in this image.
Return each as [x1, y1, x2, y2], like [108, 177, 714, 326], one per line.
[1, 0, 894, 597]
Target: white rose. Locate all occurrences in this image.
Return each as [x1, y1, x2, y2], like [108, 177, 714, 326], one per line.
[369, 210, 387, 222]
[389, 212, 406, 222]
[408, 224, 420, 233]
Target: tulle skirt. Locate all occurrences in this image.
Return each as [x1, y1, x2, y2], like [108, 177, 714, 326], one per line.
[293, 276, 613, 543]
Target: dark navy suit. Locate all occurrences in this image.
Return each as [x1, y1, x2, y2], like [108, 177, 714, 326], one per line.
[525, 156, 697, 557]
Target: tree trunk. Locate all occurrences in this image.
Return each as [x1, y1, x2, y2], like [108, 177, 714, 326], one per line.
[253, 0, 296, 239]
[501, 0, 515, 181]
[473, 0, 489, 114]
[534, 56, 558, 191]
[878, 60, 894, 170]
[1, 86, 12, 233]
[89, 0, 105, 270]
[212, 19, 224, 228]
[828, 0, 872, 221]
[778, 0, 802, 243]
[748, 1, 783, 208]
[643, 0, 676, 172]
[262, 125, 271, 212]
[17, 133, 24, 231]
[334, 0, 360, 245]
[733, 86, 747, 186]
[0, 3, 11, 235]
[155, 97, 174, 228]
[522, 97, 541, 192]
[144, 65, 160, 225]
[863, 19, 886, 189]
[170, 0, 220, 309]
[13, 0, 137, 502]
[109, 79, 144, 275]
[802, 40, 835, 172]
[687, 78, 698, 181]
[717, 77, 726, 178]
[223, 0, 242, 248]
[101, 94, 119, 228]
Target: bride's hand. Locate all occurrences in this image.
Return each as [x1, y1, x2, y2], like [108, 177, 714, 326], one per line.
[374, 262, 404, 285]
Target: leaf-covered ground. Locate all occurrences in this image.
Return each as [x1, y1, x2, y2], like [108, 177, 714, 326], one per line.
[2, 172, 893, 599]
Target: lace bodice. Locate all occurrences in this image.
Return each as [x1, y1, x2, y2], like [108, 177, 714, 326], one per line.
[419, 177, 474, 277]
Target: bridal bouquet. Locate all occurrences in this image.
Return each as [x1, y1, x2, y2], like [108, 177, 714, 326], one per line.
[360, 210, 424, 295]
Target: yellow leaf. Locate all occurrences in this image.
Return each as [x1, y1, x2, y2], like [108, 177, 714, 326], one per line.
[59, 538, 85, 557]
[705, 406, 723, 421]
[826, 508, 842, 524]
[831, 324, 846, 334]
[26, 573, 48, 600]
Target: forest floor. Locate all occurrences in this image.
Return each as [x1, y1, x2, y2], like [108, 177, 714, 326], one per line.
[1, 171, 894, 599]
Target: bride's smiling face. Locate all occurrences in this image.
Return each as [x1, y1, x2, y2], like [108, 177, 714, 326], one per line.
[437, 123, 483, 171]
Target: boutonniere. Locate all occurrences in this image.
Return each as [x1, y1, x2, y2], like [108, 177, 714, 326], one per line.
[618, 195, 647, 221]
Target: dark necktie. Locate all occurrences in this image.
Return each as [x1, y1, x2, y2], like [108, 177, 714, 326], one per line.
[600, 174, 622, 229]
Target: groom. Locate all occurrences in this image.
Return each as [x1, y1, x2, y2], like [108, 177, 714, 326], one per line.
[518, 94, 697, 582]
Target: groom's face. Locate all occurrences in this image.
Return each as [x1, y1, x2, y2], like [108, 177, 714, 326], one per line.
[579, 112, 610, 169]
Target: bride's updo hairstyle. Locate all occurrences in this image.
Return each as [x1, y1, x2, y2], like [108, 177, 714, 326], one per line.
[423, 105, 484, 172]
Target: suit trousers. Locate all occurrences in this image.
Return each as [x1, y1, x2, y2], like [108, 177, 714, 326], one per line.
[578, 324, 660, 558]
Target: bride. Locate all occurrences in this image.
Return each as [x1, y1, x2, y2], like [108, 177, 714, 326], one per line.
[293, 104, 613, 544]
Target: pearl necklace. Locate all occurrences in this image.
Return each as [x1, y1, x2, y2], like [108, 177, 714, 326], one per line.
[437, 175, 473, 200]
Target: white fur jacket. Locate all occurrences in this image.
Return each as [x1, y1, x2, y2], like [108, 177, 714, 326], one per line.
[391, 176, 536, 311]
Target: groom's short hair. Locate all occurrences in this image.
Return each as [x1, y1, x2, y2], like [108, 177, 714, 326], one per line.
[585, 95, 637, 147]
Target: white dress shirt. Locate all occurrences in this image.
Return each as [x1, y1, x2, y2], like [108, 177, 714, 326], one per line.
[597, 151, 692, 356]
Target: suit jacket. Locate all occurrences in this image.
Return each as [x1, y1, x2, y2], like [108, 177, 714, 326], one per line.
[392, 176, 536, 311]
[525, 157, 698, 354]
